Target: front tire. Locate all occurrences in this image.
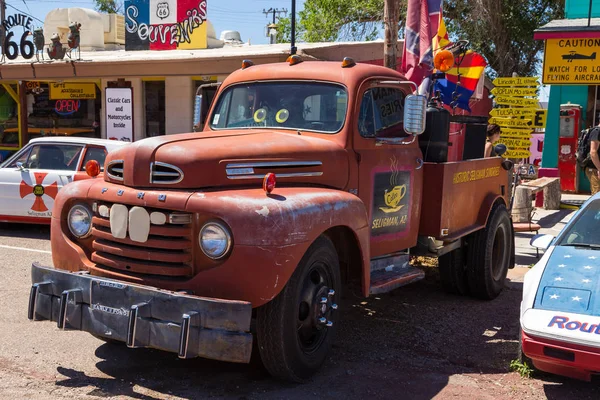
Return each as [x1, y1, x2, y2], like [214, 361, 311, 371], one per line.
[467, 203, 513, 300]
[256, 236, 341, 382]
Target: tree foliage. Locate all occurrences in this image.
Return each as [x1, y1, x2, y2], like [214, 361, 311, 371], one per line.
[277, 0, 407, 43]
[276, 0, 564, 78]
[438, 0, 563, 78]
[94, 0, 124, 14]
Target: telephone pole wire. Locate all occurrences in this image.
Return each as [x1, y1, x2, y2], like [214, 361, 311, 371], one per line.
[262, 7, 288, 44]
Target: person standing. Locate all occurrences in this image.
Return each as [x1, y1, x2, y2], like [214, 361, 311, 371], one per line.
[485, 124, 502, 157]
[585, 123, 600, 195]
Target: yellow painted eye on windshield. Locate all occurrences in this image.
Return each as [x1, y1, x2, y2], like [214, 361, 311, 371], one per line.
[254, 108, 267, 123]
[276, 109, 289, 123]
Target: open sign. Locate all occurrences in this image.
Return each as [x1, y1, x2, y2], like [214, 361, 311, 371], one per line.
[54, 99, 81, 116]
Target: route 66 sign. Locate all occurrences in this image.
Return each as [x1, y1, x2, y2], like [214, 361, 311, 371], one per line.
[156, 2, 170, 19]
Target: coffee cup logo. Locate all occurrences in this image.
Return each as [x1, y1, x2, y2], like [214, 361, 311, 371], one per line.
[380, 184, 406, 213]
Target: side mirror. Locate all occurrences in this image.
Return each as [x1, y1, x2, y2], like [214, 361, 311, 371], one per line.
[16, 161, 24, 170]
[530, 234, 554, 251]
[403, 94, 427, 135]
[501, 159, 514, 171]
[494, 143, 507, 157]
[193, 82, 221, 132]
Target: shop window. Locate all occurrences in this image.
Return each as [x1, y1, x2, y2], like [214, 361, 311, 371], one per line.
[25, 83, 101, 140]
[144, 81, 166, 137]
[0, 85, 19, 147]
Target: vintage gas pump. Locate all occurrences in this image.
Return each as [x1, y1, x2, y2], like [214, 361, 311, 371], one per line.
[558, 104, 582, 192]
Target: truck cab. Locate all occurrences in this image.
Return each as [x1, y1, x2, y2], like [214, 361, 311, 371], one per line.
[28, 57, 514, 383]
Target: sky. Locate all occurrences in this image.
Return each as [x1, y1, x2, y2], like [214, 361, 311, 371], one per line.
[8, 0, 306, 45]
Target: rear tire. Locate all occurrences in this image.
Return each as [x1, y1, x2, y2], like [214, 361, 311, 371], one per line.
[256, 236, 341, 382]
[439, 246, 470, 295]
[467, 203, 513, 300]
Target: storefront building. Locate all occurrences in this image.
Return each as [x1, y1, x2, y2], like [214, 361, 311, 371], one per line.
[535, 0, 600, 192]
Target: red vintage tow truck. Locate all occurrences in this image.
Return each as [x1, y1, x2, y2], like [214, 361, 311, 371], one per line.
[28, 56, 515, 382]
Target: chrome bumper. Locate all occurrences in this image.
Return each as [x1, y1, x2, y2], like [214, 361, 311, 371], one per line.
[28, 263, 253, 363]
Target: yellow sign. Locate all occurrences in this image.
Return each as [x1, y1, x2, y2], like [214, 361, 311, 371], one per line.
[532, 109, 547, 128]
[501, 129, 533, 138]
[490, 108, 536, 118]
[542, 38, 600, 84]
[489, 117, 532, 128]
[49, 83, 96, 100]
[490, 87, 538, 97]
[492, 77, 539, 86]
[453, 166, 501, 185]
[498, 138, 532, 148]
[505, 149, 531, 158]
[495, 96, 539, 107]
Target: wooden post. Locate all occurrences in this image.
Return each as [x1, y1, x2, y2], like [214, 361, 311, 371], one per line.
[543, 179, 561, 210]
[512, 186, 533, 223]
[384, 0, 399, 70]
[18, 81, 29, 146]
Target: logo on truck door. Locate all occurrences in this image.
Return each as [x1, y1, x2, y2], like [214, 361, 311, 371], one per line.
[371, 156, 411, 237]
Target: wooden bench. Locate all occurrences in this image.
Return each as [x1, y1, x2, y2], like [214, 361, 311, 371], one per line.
[512, 177, 560, 223]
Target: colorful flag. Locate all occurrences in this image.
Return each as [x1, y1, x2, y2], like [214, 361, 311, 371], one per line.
[434, 51, 487, 111]
[401, 0, 444, 85]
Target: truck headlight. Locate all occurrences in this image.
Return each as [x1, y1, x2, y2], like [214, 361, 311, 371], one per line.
[199, 221, 232, 259]
[67, 204, 92, 238]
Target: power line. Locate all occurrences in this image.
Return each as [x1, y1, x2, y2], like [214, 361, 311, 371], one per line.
[5, 3, 44, 24]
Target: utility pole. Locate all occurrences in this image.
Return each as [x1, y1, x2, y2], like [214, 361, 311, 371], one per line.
[263, 7, 287, 44]
[383, 0, 400, 70]
[0, 0, 5, 47]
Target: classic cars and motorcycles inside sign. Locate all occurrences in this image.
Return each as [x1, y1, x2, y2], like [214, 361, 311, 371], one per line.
[125, 0, 208, 50]
[105, 88, 133, 142]
[543, 38, 600, 84]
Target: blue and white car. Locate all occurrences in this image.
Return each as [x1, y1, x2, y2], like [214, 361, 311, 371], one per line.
[520, 194, 600, 381]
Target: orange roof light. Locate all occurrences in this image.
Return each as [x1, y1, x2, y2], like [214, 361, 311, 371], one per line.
[286, 55, 303, 66]
[241, 59, 254, 69]
[85, 160, 100, 178]
[263, 173, 276, 194]
[434, 50, 454, 72]
[341, 57, 356, 68]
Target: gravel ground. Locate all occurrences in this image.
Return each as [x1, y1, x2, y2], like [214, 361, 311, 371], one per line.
[1, 223, 599, 399]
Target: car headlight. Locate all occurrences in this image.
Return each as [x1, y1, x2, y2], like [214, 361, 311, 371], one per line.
[199, 221, 232, 260]
[68, 204, 92, 238]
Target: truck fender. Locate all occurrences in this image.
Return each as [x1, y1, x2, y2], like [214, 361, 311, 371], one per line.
[186, 188, 371, 303]
[477, 193, 508, 229]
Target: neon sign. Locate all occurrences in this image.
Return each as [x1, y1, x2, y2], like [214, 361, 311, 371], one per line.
[54, 99, 81, 116]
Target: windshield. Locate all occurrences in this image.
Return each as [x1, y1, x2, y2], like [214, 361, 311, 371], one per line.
[557, 199, 600, 247]
[209, 82, 348, 133]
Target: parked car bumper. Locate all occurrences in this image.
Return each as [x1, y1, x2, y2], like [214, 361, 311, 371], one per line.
[28, 263, 253, 364]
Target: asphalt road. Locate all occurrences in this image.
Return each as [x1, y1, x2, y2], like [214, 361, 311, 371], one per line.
[1, 223, 600, 400]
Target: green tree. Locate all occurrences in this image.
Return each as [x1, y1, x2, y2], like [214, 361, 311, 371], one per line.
[94, 0, 124, 14]
[444, 0, 564, 78]
[276, 0, 407, 43]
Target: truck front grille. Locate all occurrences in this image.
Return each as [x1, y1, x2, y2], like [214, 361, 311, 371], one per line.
[91, 204, 193, 278]
[106, 160, 124, 181]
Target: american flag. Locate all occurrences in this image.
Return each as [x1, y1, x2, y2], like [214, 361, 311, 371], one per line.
[534, 246, 600, 315]
[400, 0, 444, 85]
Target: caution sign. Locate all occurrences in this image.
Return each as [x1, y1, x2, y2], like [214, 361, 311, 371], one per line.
[543, 38, 600, 84]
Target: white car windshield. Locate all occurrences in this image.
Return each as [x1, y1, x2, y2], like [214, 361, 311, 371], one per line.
[558, 199, 600, 248]
[209, 82, 348, 133]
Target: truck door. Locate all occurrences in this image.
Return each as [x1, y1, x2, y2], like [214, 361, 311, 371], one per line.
[353, 84, 424, 257]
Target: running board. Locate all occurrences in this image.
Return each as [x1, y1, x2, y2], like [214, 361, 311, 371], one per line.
[369, 254, 425, 295]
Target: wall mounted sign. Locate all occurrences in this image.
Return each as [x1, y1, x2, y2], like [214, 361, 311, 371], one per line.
[49, 83, 96, 100]
[1, 13, 35, 60]
[542, 38, 600, 84]
[105, 87, 134, 142]
[124, 0, 208, 51]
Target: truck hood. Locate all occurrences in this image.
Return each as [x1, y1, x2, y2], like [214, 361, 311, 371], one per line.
[104, 130, 349, 189]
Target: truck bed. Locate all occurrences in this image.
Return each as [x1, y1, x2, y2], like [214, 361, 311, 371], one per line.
[419, 157, 509, 241]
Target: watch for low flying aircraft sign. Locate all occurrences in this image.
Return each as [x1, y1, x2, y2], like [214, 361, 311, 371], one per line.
[489, 117, 532, 128]
[490, 87, 538, 97]
[494, 96, 539, 107]
[492, 77, 540, 86]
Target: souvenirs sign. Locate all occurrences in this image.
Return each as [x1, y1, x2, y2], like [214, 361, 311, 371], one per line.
[542, 38, 600, 84]
[49, 83, 96, 100]
[125, 0, 208, 51]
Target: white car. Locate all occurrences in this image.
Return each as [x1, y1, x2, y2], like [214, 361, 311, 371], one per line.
[0, 137, 128, 224]
[520, 193, 600, 381]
